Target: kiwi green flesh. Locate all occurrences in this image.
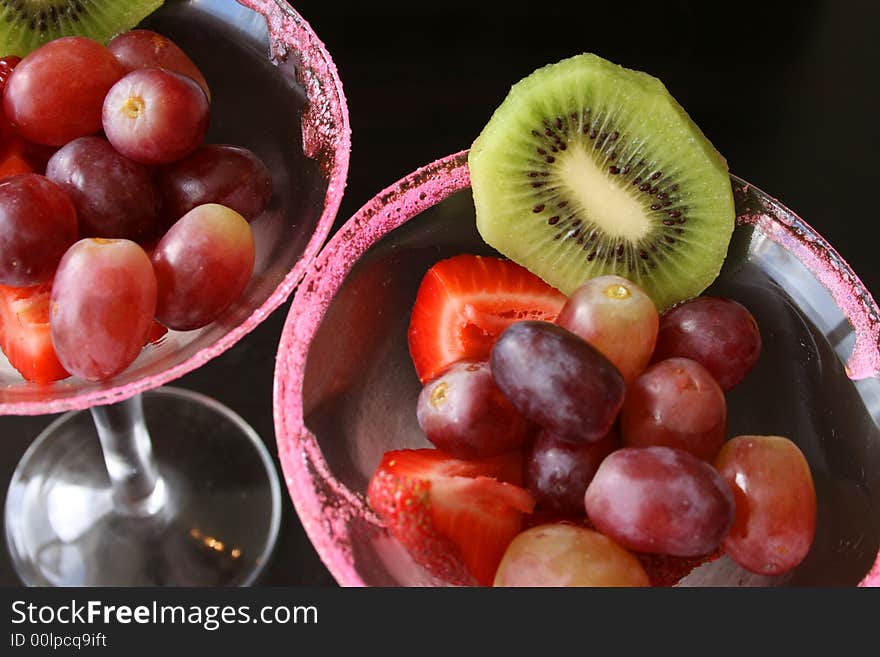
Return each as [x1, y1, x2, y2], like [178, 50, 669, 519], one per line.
[0, 0, 164, 56]
[469, 53, 735, 311]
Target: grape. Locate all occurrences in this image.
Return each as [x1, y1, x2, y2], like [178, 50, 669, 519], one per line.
[0, 174, 77, 286]
[556, 275, 658, 383]
[525, 429, 618, 515]
[152, 204, 254, 331]
[416, 360, 531, 458]
[108, 30, 210, 100]
[46, 136, 157, 239]
[584, 446, 734, 556]
[156, 145, 272, 225]
[493, 523, 649, 587]
[50, 239, 156, 381]
[3, 37, 123, 146]
[0, 56, 21, 92]
[490, 321, 624, 443]
[620, 358, 727, 462]
[715, 435, 816, 575]
[102, 68, 209, 165]
[654, 296, 761, 391]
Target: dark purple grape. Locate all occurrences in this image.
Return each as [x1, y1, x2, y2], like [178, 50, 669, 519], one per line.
[417, 359, 531, 458]
[46, 136, 157, 239]
[490, 321, 624, 443]
[525, 429, 618, 515]
[102, 68, 209, 165]
[0, 174, 77, 286]
[156, 144, 271, 225]
[584, 446, 734, 556]
[654, 296, 761, 391]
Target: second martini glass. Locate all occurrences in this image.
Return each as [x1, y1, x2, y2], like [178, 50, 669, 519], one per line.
[1, 0, 350, 586]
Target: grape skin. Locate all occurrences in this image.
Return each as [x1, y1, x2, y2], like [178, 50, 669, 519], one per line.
[416, 360, 531, 459]
[0, 174, 78, 286]
[585, 446, 735, 557]
[494, 523, 649, 587]
[102, 68, 209, 165]
[556, 275, 658, 383]
[46, 136, 157, 240]
[3, 37, 123, 146]
[620, 357, 727, 462]
[50, 239, 156, 381]
[654, 296, 761, 391]
[715, 435, 816, 576]
[152, 204, 254, 331]
[490, 320, 624, 443]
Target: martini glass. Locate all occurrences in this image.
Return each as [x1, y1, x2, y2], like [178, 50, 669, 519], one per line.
[275, 150, 880, 587]
[1, 0, 350, 586]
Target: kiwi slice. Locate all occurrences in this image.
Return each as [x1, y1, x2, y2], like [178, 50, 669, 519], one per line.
[469, 53, 735, 310]
[0, 0, 164, 56]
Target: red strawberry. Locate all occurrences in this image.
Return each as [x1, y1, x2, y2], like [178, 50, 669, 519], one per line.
[367, 449, 535, 585]
[408, 255, 566, 383]
[0, 283, 69, 384]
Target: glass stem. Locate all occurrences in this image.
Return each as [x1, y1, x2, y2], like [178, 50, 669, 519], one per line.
[90, 394, 167, 517]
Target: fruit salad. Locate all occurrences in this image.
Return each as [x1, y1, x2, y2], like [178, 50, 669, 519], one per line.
[0, 29, 272, 384]
[365, 54, 818, 587]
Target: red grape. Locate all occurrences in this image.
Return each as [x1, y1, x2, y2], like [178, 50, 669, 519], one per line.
[156, 144, 272, 225]
[525, 429, 618, 515]
[102, 68, 209, 165]
[0, 56, 21, 91]
[416, 359, 531, 458]
[490, 321, 625, 443]
[654, 296, 761, 391]
[3, 37, 124, 146]
[620, 358, 727, 462]
[585, 446, 735, 556]
[50, 239, 157, 381]
[556, 275, 658, 383]
[151, 203, 254, 331]
[46, 136, 157, 239]
[715, 435, 816, 575]
[493, 524, 649, 587]
[0, 174, 77, 286]
[108, 30, 210, 100]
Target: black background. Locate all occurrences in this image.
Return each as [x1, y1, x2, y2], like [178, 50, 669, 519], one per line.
[1, 0, 878, 586]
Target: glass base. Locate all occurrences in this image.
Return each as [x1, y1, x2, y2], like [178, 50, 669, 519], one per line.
[4, 387, 281, 586]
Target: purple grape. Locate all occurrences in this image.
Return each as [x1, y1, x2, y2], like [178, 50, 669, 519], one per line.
[416, 359, 531, 458]
[46, 136, 157, 239]
[157, 144, 272, 225]
[102, 68, 209, 165]
[654, 296, 761, 391]
[0, 174, 78, 286]
[490, 321, 625, 443]
[584, 446, 735, 557]
[525, 429, 618, 515]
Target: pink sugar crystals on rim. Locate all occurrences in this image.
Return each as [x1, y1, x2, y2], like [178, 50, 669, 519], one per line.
[274, 150, 880, 587]
[0, 0, 350, 415]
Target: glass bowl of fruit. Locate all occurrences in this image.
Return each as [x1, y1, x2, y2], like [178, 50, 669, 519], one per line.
[275, 55, 880, 587]
[0, 0, 349, 586]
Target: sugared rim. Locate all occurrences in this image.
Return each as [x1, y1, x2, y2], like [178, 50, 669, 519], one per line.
[273, 150, 880, 587]
[0, 0, 351, 416]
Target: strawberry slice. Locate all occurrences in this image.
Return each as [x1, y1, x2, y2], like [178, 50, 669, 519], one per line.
[367, 449, 535, 586]
[408, 255, 566, 383]
[0, 283, 69, 384]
